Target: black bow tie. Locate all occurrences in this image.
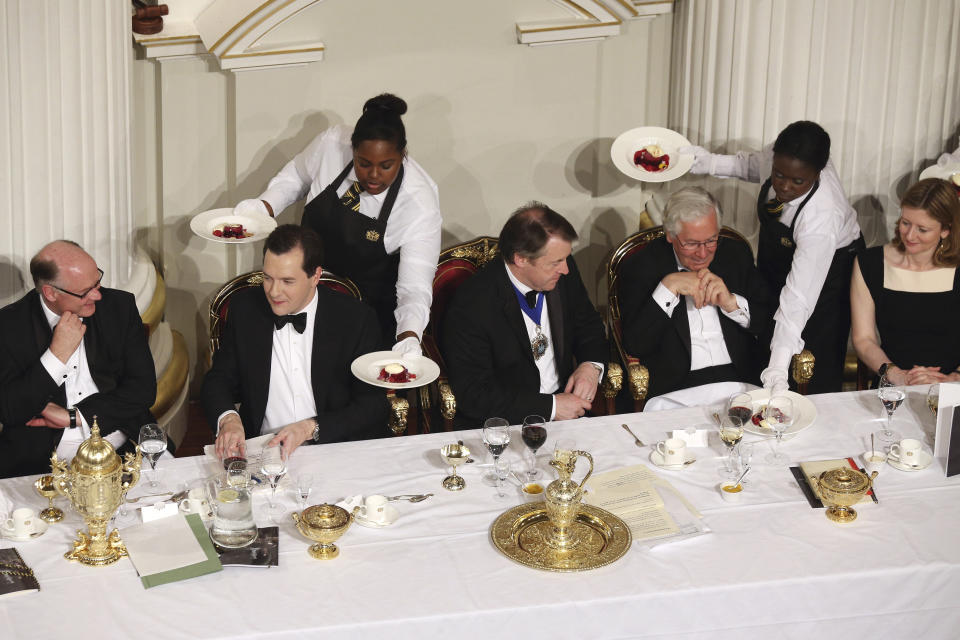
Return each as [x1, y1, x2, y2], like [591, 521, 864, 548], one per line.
[524, 290, 542, 308]
[274, 312, 307, 334]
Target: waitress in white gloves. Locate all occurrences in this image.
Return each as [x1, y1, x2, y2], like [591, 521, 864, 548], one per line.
[684, 121, 863, 393]
[234, 93, 441, 355]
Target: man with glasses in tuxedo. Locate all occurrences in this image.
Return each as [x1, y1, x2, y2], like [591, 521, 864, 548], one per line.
[0, 240, 157, 478]
[619, 187, 773, 399]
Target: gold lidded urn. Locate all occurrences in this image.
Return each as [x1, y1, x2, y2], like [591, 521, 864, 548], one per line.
[544, 444, 594, 550]
[50, 418, 142, 566]
[815, 467, 878, 524]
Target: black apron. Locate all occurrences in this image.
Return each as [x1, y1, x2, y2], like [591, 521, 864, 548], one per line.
[756, 178, 863, 392]
[301, 162, 404, 345]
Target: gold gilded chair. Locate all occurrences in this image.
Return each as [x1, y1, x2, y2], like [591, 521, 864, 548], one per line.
[607, 226, 813, 411]
[208, 270, 410, 436]
[421, 237, 623, 431]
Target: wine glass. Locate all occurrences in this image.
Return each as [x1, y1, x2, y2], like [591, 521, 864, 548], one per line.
[521, 415, 547, 480]
[554, 438, 576, 466]
[259, 445, 287, 520]
[927, 383, 940, 418]
[138, 423, 167, 490]
[875, 375, 904, 444]
[726, 392, 754, 425]
[738, 442, 755, 483]
[763, 395, 795, 465]
[482, 417, 510, 484]
[296, 473, 313, 511]
[716, 413, 744, 473]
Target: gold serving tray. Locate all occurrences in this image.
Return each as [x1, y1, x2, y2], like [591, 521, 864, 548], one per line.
[490, 502, 631, 572]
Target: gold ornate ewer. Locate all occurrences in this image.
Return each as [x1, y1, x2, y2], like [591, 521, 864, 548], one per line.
[50, 420, 142, 566]
[544, 445, 594, 550]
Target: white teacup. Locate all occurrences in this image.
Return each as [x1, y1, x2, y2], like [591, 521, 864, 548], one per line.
[5, 507, 35, 537]
[862, 451, 887, 475]
[656, 438, 687, 466]
[890, 439, 923, 466]
[361, 495, 388, 522]
[179, 497, 206, 515]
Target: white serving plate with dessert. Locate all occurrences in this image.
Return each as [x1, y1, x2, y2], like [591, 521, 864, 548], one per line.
[350, 351, 440, 389]
[919, 163, 960, 191]
[611, 126, 695, 183]
[190, 208, 277, 244]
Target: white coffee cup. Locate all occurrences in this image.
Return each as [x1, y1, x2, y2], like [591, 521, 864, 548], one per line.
[361, 495, 388, 522]
[890, 438, 923, 466]
[5, 507, 35, 537]
[656, 438, 687, 466]
[179, 498, 206, 515]
[862, 451, 887, 475]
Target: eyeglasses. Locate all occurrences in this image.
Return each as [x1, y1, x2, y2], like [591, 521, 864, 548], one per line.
[676, 236, 719, 250]
[50, 268, 104, 299]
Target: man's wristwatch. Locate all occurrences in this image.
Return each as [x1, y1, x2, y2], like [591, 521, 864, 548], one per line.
[878, 362, 895, 378]
[310, 416, 321, 443]
[68, 408, 77, 429]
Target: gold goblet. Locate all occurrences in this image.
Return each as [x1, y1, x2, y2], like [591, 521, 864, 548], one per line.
[440, 443, 470, 491]
[292, 504, 355, 560]
[34, 475, 64, 523]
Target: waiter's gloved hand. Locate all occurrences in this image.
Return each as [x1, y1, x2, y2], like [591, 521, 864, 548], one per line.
[233, 198, 270, 219]
[760, 367, 790, 395]
[391, 336, 422, 357]
[678, 145, 713, 175]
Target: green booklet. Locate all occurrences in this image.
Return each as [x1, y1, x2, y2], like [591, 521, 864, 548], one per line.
[123, 513, 222, 589]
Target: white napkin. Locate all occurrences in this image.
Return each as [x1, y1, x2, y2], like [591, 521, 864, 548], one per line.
[644, 381, 760, 412]
[0, 489, 12, 520]
[202, 433, 274, 460]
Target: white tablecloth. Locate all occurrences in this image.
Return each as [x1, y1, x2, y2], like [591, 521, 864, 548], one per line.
[2, 388, 959, 639]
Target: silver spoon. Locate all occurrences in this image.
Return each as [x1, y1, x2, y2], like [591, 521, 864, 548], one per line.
[621, 424, 645, 447]
[387, 493, 434, 503]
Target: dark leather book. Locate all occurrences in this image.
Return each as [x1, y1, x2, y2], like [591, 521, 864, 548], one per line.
[0, 548, 40, 598]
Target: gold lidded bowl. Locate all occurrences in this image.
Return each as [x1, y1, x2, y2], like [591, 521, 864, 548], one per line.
[815, 467, 877, 524]
[292, 503, 355, 559]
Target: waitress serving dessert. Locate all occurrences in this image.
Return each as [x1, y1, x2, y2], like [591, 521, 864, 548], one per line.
[233, 93, 442, 353]
[683, 121, 864, 393]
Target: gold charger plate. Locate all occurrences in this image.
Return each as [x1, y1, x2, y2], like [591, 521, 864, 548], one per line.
[490, 503, 631, 572]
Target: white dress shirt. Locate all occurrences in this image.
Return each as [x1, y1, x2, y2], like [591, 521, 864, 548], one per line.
[649, 254, 751, 371]
[38, 300, 127, 458]
[701, 148, 861, 372]
[258, 125, 442, 340]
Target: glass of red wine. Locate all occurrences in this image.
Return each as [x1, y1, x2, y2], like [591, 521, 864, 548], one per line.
[521, 415, 547, 480]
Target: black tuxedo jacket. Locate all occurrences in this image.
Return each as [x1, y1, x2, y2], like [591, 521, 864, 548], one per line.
[619, 236, 772, 398]
[0, 289, 157, 478]
[201, 285, 388, 443]
[441, 258, 608, 427]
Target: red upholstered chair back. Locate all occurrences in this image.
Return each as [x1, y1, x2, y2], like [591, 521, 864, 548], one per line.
[428, 237, 500, 349]
[208, 269, 361, 360]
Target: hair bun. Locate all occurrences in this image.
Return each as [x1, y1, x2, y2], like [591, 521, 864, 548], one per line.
[363, 93, 407, 117]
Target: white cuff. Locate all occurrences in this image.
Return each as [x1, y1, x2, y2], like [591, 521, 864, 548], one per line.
[550, 396, 557, 421]
[721, 294, 751, 328]
[652, 282, 679, 317]
[41, 348, 72, 385]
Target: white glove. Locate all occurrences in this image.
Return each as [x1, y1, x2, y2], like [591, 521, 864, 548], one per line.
[937, 149, 960, 167]
[233, 199, 270, 219]
[678, 145, 713, 175]
[760, 367, 789, 395]
[391, 336, 422, 357]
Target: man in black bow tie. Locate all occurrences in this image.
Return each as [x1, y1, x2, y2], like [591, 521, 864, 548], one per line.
[442, 202, 608, 426]
[0, 240, 157, 478]
[202, 225, 387, 459]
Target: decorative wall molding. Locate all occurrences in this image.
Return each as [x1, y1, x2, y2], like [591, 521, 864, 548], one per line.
[134, 0, 326, 70]
[516, 0, 673, 46]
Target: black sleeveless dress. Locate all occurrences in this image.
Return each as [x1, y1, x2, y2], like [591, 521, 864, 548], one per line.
[859, 245, 960, 372]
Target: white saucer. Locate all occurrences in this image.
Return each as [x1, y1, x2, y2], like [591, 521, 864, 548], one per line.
[354, 504, 399, 528]
[649, 450, 695, 470]
[887, 449, 933, 472]
[1, 518, 49, 541]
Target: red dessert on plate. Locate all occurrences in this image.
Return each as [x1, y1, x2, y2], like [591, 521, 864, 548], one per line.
[634, 144, 670, 172]
[213, 223, 252, 239]
[378, 363, 416, 383]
